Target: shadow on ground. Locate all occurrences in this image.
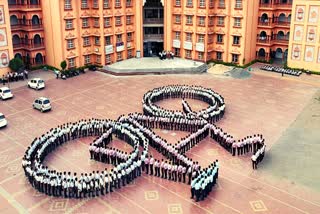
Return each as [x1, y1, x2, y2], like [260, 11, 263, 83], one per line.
[260, 89, 320, 192]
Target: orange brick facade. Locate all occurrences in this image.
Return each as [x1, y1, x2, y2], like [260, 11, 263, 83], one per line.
[2, 0, 300, 74]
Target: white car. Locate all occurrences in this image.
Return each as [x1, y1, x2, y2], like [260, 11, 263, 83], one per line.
[0, 87, 14, 100]
[28, 78, 45, 90]
[33, 97, 52, 112]
[0, 113, 7, 128]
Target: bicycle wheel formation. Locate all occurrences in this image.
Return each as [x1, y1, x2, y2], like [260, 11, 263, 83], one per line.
[22, 85, 265, 201]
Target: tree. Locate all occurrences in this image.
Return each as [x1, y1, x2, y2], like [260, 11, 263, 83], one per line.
[60, 60, 67, 71]
[9, 58, 24, 73]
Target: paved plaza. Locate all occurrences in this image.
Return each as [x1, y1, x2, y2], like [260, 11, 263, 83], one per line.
[0, 68, 320, 213]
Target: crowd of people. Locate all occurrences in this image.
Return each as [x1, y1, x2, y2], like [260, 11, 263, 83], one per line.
[260, 65, 302, 77]
[159, 50, 174, 60]
[1, 70, 28, 84]
[22, 85, 265, 201]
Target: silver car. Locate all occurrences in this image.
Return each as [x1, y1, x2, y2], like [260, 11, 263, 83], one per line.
[33, 97, 52, 112]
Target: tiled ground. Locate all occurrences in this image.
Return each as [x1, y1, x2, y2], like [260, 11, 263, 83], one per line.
[0, 70, 320, 214]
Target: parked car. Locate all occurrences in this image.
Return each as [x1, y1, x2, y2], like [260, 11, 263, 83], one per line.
[33, 97, 52, 112]
[28, 78, 45, 90]
[0, 87, 14, 100]
[0, 113, 7, 128]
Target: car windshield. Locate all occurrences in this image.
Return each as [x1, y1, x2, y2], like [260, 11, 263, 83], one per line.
[3, 89, 11, 93]
[38, 80, 44, 83]
[0, 115, 4, 119]
[43, 100, 50, 104]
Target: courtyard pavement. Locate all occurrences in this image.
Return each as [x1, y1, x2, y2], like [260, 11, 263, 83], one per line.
[0, 68, 320, 213]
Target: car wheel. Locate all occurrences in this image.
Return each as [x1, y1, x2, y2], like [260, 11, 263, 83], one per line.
[28, 85, 31, 88]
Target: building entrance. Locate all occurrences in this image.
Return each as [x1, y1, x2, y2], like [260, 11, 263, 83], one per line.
[143, 42, 163, 57]
[143, 0, 164, 57]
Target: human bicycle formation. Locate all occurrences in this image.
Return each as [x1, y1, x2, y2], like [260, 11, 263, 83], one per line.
[22, 85, 266, 202]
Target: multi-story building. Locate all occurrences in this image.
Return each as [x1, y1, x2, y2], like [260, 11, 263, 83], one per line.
[288, 0, 320, 72]
[41, 0, 260, 69]
[256, 0, 292, 62]
[8, 0, 46, 67]
[0, 0, 13, 76]
[42, 0, 136, 69]
[0, 0, 318, 77]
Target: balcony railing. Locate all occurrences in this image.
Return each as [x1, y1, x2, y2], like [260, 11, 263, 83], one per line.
[144, 34, 164, 41]
[274, 20, 291, 26]
[143, 18, 164, 25]
[258, 18, 272, 26]
[8, 4, 41, 9]
[12, 40, 45, 50]
[256, 35, 289, 44]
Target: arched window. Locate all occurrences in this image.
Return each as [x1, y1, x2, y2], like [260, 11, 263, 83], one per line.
[33, 34, 41, 46]
[277, 31, 285, 40]
[30, 0, 39, 5]
[258, 48, 266, 57]
[10, 15, 19, 26]
[35, 53, 43, 64]
[278, 13, 286, 23]
[12, 35, 21, 45]
[31, 15, 40, 26]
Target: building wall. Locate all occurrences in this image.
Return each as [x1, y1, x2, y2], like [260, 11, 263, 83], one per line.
[288, 0, 320, 72]
[0, 0, 14, 77]
[8, 0, 46, 67]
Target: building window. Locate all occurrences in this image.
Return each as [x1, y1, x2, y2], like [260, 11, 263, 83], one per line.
[83, 37, 90, 46]
[175, 0, 181, 7]
[115, 0, 121, 7]
[93, 0, 99, 8]
[186, 33, 192, 42]
[94, 36, 100, 45]
[198, 17, 205, 26]
[116, 34, 122, 43]
[198, 52, 204, 60]
[127, 32, 132, 41]
[94, 18, 99, 27]
[198, 34, 205, 43]
[67, 39, 74, 49]
[175, 31, 181, 40]
[235, 0, 242, 9]
[128, 50, 133, 58]
[82, 18, 89, 28]
[96, 55, 101, 63]
[209, 0, 214, 8]
[106, 54, 112, 64]
[199, 0, 205, 8]
[104, 0, 110, 8]
[217, 52, 222, 60]
[219, 0, 225, 8]
[209, 16, 214, 26]
[84, 55, 91, 64]
[68, 58, 75, 68]
[174, 48, 180, 57]
[106, 36, 112, 45]
[233, 36, 240, 45]
[207, 52, 212, 60]
[104, 18, 111, 27]
[232, 54, 239, 63]
[117, 52, 122, 61]
[81, 0, 88, 9]
[186, 15, 193, 25]
[234, 18, 241, 27]
[217, 17, 224, 26]
[65, 20, 73, 29]
[187, 0, 193, 7]
[126, 16, 132, 25]
[115, 16, 122, 26]
[126, 0, 132, 7]
[217, 34, 223, 43]
[175, 15, 181, 24]
[186, 50, 192, 58]
[65, 0, 72, 10]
